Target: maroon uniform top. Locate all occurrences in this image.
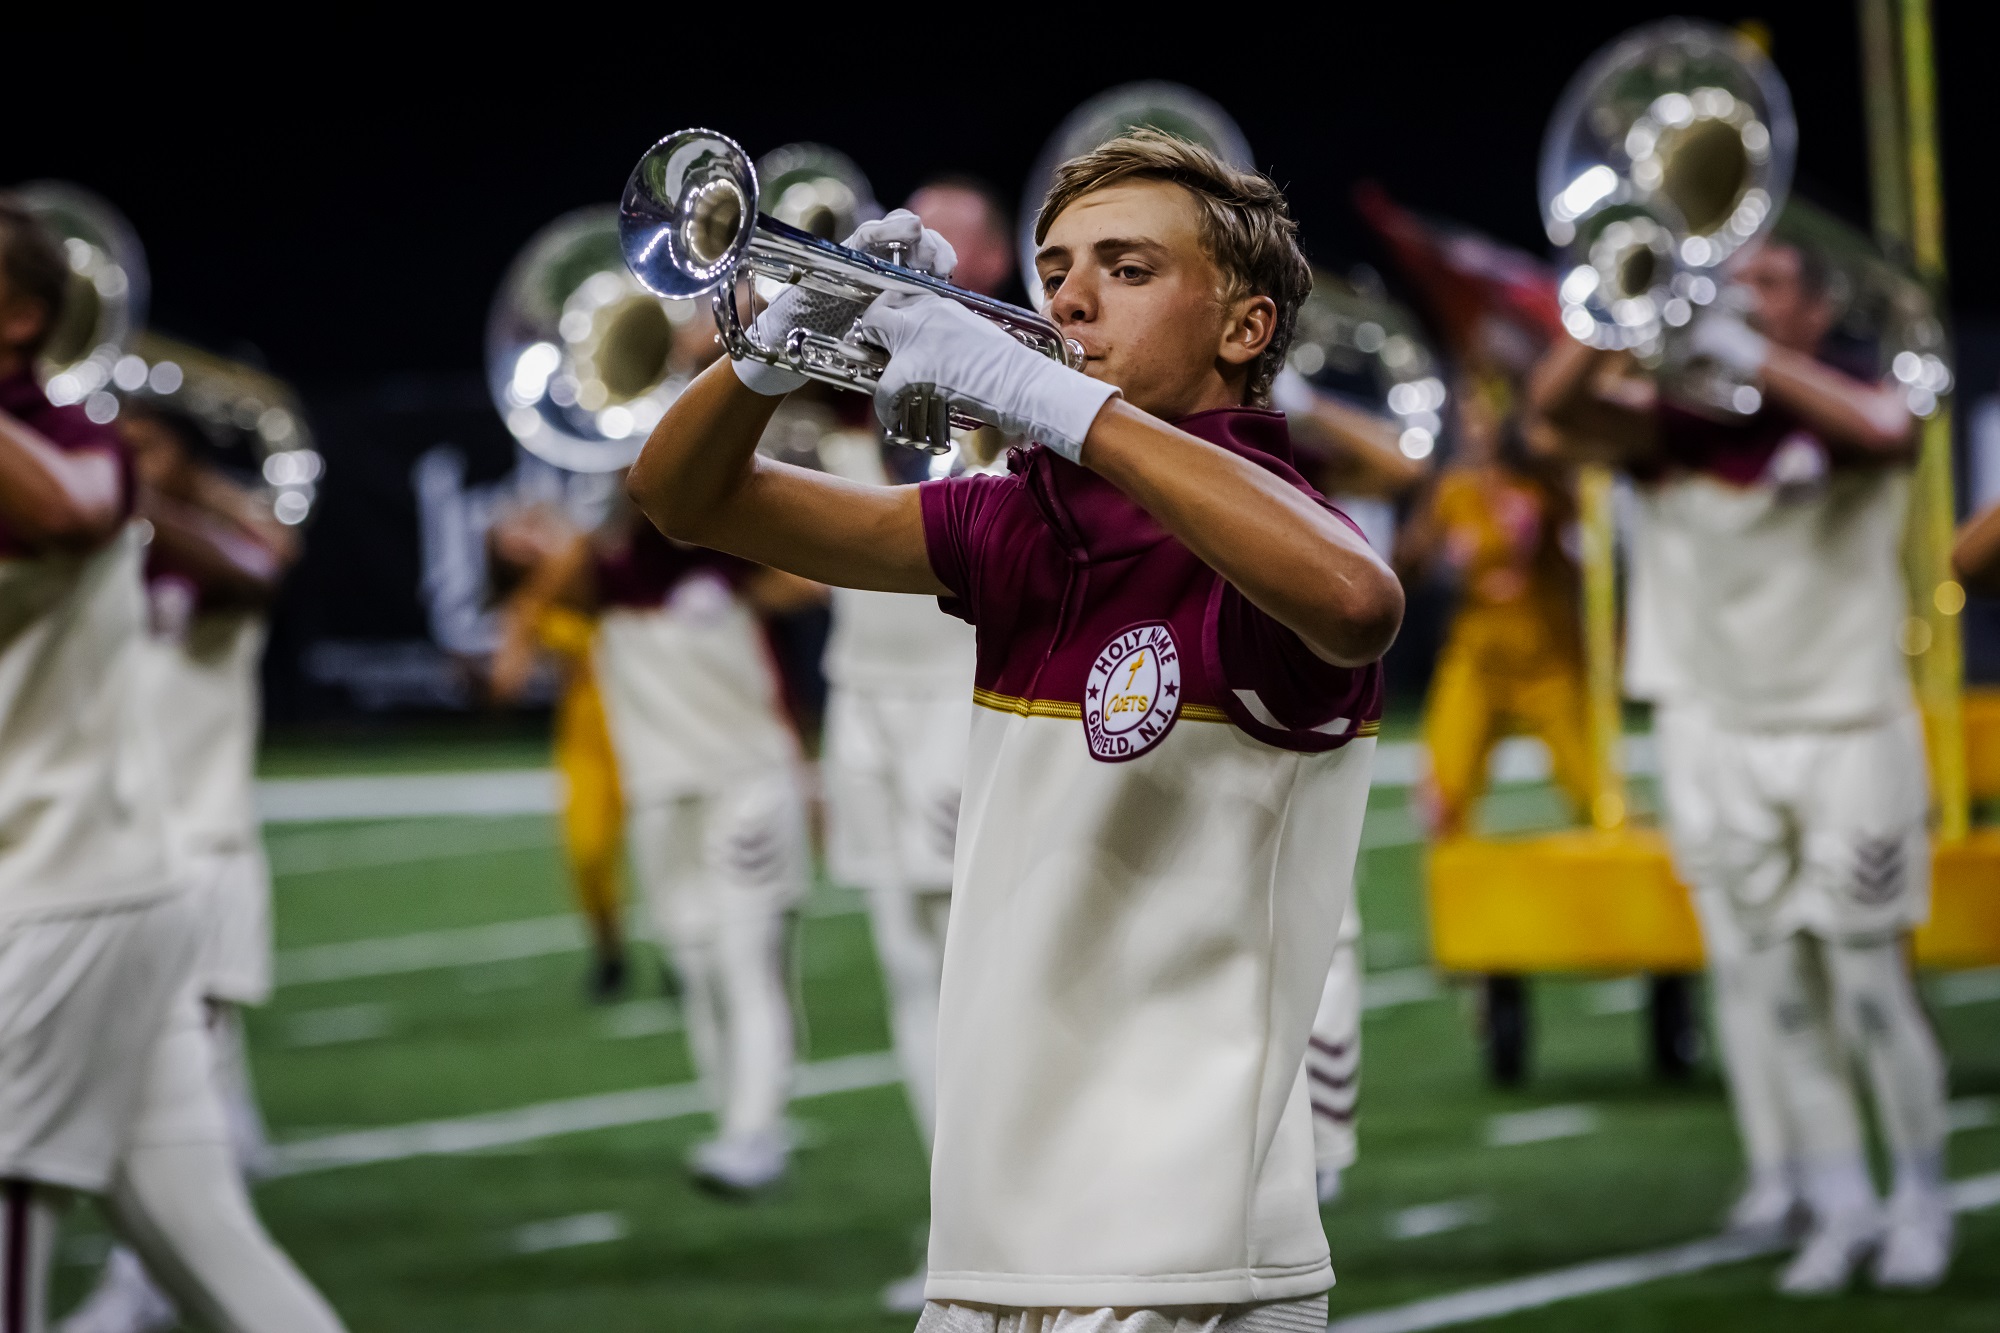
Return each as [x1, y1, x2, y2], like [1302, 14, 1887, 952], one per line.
[593, 518, 753, 609]
[919, 407, 1383, 758]
[0, 370, 130, 557]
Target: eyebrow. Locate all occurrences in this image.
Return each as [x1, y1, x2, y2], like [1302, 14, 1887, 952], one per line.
[1034, 236, 1172, 271]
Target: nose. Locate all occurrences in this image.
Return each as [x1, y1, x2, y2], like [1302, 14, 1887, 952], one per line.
[1047, 270, 1094, 330]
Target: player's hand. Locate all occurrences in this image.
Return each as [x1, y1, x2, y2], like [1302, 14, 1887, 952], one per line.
[1685, 305, 1769, 378]
[856, 293, 1118, 463]
[731, 211, 958, 397]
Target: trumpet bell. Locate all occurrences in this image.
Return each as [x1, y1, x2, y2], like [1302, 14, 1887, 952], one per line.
[1540, 19, 1794, 351]
[621, 130, 759, 301]
[1289, 269, 1447, 461]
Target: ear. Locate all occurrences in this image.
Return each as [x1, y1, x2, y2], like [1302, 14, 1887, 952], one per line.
[1217, 294, 1277, 370]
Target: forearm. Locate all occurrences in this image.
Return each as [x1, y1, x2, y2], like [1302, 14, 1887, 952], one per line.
[1296, 396, 1427, 497]
[1761, 348, 1915, 458]
[1953, 502, 2000, 596]
[144, 497, 285, 605]
[629, 360, 943, 594]
[0, 410, 124, 548]
[1083, 401, 1402, 666]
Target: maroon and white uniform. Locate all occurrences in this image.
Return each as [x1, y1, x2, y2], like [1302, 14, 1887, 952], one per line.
[916, 410, 1380, 1310]
[594, 523, 807, 1152]
[0, 371, 196, 1193]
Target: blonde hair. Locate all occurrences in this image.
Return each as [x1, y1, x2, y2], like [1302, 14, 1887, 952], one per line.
[1035, 128, 1312, 404]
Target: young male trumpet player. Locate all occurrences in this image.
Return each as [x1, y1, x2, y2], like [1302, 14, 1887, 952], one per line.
[632, 130, 1400, 1330]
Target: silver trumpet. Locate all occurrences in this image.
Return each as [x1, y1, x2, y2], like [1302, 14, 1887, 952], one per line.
[620, 129, 1081, 453]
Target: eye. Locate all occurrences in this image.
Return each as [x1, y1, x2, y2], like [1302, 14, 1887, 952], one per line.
[1112, 263, 1150, 282]
[1040, 271, 1067, 295]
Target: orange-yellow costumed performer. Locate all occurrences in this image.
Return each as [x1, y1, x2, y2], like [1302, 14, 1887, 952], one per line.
[490, 506, 628, 1000]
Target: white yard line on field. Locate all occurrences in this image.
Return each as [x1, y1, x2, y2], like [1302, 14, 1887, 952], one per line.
[265, 1050, 902, 1178]
[1326, 1168, 2000, 1333]
[254, 737, 1665, 826]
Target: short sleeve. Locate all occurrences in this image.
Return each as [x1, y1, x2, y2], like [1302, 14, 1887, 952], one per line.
[1201, 503, 1385, 752]
[918, 474, 1008, 625]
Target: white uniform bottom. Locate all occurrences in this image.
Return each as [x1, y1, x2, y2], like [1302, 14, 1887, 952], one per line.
[1306, 907, 1362, 1177]
[3, 993, 343, 1333]
[824, 684, 970, 1146]
[190, 845, 274, 1007]
[627, 772, 809, 1142]
[1656, 704, 1946, 1223]
[915, 1293, 1328, 1333]
[0, 897, 199, 1192]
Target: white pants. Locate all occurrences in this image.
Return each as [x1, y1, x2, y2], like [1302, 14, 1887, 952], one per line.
[1743, 933, 1949, 1212]
[627, 772, 808, 1142]
[0, 897, 199, 1192]
[190, 845, 275, 1006]
[825, 684, 970, 1148]
[3, 995, 344, 1333]
[1306, 908, 1362, 1175]
[1657, 703, 1946, 1213]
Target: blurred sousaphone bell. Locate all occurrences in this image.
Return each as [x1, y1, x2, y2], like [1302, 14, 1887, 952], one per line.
[490, 206, 703, 473]
[15, 182, 322, 525]
[1539, 19, 1795, 356]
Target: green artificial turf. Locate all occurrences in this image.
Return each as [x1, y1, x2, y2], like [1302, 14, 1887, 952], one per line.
[47, 737, 2000, 1331]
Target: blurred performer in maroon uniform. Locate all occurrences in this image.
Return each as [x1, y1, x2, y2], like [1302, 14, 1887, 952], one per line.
[0, 202, 342, 1333]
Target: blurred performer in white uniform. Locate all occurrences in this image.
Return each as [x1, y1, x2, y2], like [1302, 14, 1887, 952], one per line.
[501, 502, 818, 1193]
[1533, 238, 1950, 1294]
[62, 401, 302, 1333]
[816, 185, 1008, 1311]
[0, 201, 341, 1333]
[1268, 367, 1429, 1204]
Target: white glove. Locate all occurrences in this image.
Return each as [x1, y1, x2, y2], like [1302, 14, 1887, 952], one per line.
[731, 210, 958, 397]
[1685, 306, 1768, 378]
[856, 293, 1117, 463]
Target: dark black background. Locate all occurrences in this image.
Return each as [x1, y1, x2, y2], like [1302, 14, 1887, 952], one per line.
[3, 7, 1991, 383]
[6, 8, 1997, 715]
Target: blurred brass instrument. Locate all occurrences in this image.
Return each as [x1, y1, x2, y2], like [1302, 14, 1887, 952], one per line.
[1539, 20, 1795, 360]
[13, 182, 321, 524]
[1289, 269, 1448, 461]
[619, 129, 1080, 454]
[489, 206, 700, 473]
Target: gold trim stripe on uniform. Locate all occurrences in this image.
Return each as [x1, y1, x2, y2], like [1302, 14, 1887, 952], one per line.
[972, 687, 1082, 720]
[971, 688, 1382, 737]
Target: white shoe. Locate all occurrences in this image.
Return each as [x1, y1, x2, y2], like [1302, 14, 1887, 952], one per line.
[1316, 1166, 1344, 1205]
[686, 1128, 789, 1194]
[1724, 1177, 1805, 1241]
[880, 1265, 928, 1314]
[60, 1248, 177, 1333]
[1873, 1188, 1952, 1290]
[1778, 1208, 1882, 1296]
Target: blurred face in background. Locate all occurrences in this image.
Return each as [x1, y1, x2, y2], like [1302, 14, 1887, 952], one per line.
[906, 184, 1013, 298]
[121, 413, 196, 496]
[1738, 242, 1835, 354]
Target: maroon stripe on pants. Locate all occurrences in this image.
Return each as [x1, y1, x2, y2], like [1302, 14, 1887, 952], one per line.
[3, 1180, 28, 1333]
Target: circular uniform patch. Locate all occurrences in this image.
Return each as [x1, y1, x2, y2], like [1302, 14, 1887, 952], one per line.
[1083, 622, 1182, 762]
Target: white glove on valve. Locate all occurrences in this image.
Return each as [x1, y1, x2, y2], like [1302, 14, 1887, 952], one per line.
[1685, 306, 1769, 379]
[856, 293, 1118, 463]
[731, 210, 959, 397]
